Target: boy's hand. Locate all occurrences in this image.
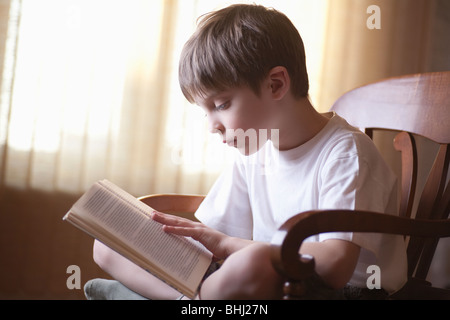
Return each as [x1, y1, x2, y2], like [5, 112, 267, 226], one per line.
[151, 211, 244, 260]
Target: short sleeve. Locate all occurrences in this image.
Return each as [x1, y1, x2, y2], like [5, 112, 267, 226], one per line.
[313, 133, 397, 243]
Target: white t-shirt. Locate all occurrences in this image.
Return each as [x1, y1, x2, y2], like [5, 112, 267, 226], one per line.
[195, 113, 407, 293]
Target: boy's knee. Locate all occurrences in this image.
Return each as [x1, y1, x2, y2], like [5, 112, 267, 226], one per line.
[204, 243, 283, 299]
[93, 240, 113, 270]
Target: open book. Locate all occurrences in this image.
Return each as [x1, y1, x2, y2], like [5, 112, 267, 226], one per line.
[63, 179, 213, 299]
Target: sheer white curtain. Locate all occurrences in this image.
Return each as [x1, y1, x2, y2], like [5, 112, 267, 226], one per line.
[0, 0, 328, 196]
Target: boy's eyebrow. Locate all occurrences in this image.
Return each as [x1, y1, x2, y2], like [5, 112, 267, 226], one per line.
[193, 92, 215, 106]
[195, 90, 231, 105]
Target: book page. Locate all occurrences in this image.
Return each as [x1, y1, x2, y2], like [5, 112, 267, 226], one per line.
[66, 180, 212, 296]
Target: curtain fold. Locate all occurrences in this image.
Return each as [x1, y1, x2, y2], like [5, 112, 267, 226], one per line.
[316, 0, 436, 112]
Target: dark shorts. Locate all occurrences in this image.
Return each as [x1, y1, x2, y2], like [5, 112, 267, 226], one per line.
[299, 273, 388, 300]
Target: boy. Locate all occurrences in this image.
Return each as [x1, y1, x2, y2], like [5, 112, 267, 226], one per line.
[91, 4, 407, 299]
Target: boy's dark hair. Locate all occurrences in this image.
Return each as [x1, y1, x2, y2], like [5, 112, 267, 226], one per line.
[179, 4, 309, 103]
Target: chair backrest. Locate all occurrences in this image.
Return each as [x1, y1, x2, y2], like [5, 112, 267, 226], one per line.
[139, 194, 204, 221]
[331, 71, 450, 281]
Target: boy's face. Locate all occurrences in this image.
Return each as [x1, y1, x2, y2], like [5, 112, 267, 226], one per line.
[195, 85, 273, 155]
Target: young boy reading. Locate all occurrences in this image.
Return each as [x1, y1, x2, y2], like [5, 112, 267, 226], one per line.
[90, 4, 407, 299]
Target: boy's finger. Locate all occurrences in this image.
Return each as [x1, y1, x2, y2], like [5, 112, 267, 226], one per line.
[162, 225, 202, 239]
[151, 210, 195, 227]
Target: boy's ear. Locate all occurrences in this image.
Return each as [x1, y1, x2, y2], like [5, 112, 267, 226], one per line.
[268, 66, 290, 100]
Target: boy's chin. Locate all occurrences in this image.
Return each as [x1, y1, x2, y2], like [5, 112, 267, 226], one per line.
[235, 142, 265, 156]
[238, 148, 258, 156]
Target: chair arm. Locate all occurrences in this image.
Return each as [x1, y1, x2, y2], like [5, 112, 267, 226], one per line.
[138, 194, 205, 221]
[270, 209, 450, 280]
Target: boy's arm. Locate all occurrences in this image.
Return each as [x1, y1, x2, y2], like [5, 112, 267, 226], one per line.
[300, 239, 361, 289]
[195, 240, 360, 299]
[153, 211, 360, 289]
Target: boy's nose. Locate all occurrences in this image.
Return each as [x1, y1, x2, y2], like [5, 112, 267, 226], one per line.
[208, 117, 225, 137]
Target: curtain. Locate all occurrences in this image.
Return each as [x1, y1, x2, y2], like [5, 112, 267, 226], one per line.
[316, 0, 438, 112]
[0, 0, 329, 196]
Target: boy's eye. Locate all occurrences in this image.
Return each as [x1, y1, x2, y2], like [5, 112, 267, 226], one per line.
[215, 102, 230, 111]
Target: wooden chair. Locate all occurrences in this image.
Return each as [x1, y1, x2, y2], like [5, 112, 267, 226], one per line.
[270, 71, 450, 299]
[138, 194, 204, 221]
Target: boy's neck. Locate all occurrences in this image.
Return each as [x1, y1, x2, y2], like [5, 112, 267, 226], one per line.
[271, 97, 329, 151]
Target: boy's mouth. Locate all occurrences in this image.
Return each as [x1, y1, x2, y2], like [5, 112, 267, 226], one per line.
[223, 138, 238, 147]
